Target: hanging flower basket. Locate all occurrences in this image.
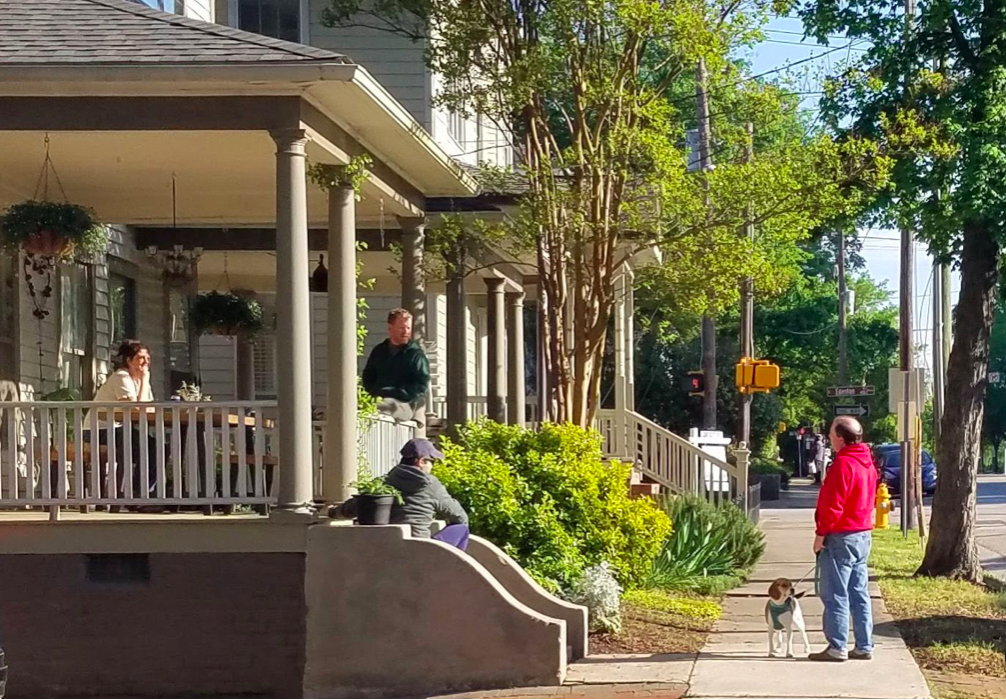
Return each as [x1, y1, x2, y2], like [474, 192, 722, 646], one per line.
[190, 291, 264, 337]
[0, 200, 108, 260]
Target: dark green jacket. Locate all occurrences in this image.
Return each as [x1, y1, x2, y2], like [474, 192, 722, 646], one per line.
[385, 463, 468, 538]
[361, 339, 430, 403]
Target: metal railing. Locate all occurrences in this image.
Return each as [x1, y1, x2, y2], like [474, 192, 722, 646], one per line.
[0, 401, 278, 513]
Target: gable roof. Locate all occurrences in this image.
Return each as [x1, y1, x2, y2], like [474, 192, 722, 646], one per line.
[0, 0, 352, 65]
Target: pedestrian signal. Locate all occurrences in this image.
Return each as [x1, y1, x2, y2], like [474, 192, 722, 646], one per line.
[684, 371, 705, 397]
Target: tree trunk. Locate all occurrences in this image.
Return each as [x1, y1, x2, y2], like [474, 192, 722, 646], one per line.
[917, 220, 999, 582]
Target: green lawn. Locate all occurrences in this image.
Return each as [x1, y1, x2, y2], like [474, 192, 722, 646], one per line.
[870, 528, 1006, 698]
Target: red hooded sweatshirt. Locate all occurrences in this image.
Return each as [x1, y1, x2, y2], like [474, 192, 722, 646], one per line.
[815, 442, 877, 536]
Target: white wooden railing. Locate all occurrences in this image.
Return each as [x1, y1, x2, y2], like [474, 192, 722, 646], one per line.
[596, 408, 745, 506]
[428, 396, 539, 424]
[0, 401, 279, 514]
[312, 415, 417, 498]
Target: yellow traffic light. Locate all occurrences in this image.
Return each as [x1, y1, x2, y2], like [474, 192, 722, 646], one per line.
[736, 357, 781, 393]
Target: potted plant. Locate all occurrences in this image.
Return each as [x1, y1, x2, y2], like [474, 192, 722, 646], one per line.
[189, 291, 263, 336]
[0, 200, 108, 259]
[348, 467, 402, 525]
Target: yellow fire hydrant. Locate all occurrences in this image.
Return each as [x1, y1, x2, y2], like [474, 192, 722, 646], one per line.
[875, 482, 892, 529]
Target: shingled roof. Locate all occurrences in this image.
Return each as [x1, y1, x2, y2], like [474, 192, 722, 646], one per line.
[0, 0, 353, 65]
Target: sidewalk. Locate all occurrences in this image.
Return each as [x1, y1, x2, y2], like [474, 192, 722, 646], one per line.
[688, 487, 931, 698]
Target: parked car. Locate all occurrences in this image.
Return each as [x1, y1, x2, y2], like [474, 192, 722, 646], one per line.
[872, 443, 937, 496]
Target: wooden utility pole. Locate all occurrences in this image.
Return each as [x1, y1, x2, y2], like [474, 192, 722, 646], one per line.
[900, 0, 917, 534]
[933, 259, 944, 446]
[739, 123, 755, 447]
[838, 231, 849, 384]
[697, 58, 717, 430]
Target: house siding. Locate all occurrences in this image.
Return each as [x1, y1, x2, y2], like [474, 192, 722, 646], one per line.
[183, 0, 214, 22]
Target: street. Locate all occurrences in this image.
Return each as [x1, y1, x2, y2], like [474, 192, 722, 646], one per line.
[977, 474, 1006, 579]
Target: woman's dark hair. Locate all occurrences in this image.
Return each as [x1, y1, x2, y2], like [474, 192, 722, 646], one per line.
[832, 416, 864, 445]
[116, 340, 149, 369]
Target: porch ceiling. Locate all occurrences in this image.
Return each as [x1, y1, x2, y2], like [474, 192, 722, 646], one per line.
[0, 130, 413, 226]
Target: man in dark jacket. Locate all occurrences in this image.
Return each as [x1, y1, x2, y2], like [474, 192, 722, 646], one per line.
[362, 308, 430, 423]
[331, 438, 470, 550]
[810, 416, 877, 662]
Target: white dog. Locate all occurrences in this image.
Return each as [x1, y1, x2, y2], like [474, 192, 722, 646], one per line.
[765, 577, 811, 658]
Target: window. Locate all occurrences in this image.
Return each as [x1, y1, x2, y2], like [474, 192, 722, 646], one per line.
[60, 263, 93, 394]
[109, 273, 137, 348]
[448, 109, 466, 146]
[237, 0, 302, 42]
[130, 0, 185, 13]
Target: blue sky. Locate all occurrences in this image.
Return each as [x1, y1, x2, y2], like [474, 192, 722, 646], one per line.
[739, 16, 962, 369]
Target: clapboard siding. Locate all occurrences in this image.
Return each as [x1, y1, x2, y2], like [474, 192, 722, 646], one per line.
[198, 335, 238, 401]
[184, 0, 214, 22]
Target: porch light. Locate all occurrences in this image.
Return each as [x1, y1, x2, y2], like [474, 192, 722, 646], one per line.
[146, 244, 203, 282]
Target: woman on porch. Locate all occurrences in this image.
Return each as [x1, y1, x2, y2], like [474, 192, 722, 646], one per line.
[86, 340, 158, 500]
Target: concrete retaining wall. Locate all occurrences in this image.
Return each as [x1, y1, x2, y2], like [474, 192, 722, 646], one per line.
[465, 535, 588, 661]
[304, 523, 567, 697]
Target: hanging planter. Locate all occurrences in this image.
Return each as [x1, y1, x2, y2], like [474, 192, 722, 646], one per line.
[0, 200, 108, 261]
[190, 291, 264, 337]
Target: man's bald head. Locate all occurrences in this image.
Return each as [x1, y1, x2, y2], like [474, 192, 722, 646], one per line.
[830, 416, 863, 451]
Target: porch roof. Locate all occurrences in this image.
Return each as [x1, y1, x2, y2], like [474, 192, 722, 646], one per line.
[0, 0, 477, 225]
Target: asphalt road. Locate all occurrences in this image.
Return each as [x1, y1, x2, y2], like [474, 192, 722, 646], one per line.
[977, 474, 1006, 579]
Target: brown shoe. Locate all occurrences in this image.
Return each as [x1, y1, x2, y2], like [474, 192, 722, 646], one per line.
[808, 647, 847, 662]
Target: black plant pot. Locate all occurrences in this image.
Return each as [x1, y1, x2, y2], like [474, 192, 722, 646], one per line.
[758, 473, 781, 501]
[355, 494, 395, 525]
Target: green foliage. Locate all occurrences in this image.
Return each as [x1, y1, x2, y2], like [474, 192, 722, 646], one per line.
[984, 301, 1006, 472]
[432, 420, 672, 591]
[307, 155, 373, 196]
[622, 588, 722, 621]
[0, 200, 108, 259]
[349, 465, 403, 503]
[189, 291, 263, 336]
[647, 494, 764, 592]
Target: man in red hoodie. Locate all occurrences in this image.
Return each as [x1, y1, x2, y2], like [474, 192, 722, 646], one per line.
[809, 416, 877, 662]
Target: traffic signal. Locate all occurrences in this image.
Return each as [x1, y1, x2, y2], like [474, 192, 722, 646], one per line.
[684, 370, 705, 397]
[736, 357, 781, 394]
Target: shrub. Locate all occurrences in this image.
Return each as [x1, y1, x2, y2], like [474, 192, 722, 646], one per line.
[647, 493, 764, 592]
[433, 420, 672, 592]
[568, 562, 623, 633]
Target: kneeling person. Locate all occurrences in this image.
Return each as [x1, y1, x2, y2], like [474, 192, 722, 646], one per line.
[332, 438, 470, 550]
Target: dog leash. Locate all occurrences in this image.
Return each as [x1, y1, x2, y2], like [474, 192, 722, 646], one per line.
[792, 561, 818, 590]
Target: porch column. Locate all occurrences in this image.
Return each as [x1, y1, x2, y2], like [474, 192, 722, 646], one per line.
[612, 265, 629, 457]
[326, 181, 358, 503]
[271, 128, 314, 517]
[486, 277, 507, 422]
[446, 260, 468, 428]
[506, 291, 526, 426]
[625, 267, 636, 413]
[398, 217, 426, 341]
[399, 216, 427, 436]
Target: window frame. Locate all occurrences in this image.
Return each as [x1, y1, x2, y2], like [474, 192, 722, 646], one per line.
[229, 0, 308, 43]
[59, 262, 95, 396]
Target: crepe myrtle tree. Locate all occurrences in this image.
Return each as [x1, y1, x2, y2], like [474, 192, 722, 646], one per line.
[323, 0, 889, 427]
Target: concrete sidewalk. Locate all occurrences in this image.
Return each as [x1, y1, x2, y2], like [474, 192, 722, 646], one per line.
[688, 490, 931, 698]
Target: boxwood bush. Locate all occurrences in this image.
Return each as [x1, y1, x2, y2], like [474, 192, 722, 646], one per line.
[433, 420, 672, 592]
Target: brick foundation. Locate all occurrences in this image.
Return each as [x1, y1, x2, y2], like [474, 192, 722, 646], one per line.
[0, 552, 306, 698]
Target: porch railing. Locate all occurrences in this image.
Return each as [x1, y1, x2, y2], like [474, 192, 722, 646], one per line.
[312, 415, 417, 498]
[596, 408, 745, 506]
[0, 401, 278, 512]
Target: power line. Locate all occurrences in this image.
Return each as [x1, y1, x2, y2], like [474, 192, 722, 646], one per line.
[761, 38, 870, 52]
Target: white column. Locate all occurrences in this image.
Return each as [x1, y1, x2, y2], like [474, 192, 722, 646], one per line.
[507, 291, 526, 425]
[325, 182, 358, 503]
[613, 265, 631, 457]
[271, 128, 314, 517]
[486, 277, 507, 422]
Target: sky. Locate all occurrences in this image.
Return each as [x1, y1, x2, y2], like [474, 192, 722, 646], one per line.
[739, 15, 962, 374]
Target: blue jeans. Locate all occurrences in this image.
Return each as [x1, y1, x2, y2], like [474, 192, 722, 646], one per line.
[819, 530, 873, 654]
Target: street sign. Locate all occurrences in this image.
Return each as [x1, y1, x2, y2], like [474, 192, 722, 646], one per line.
[834, 404, 869, 417]
[827, 385, 875, 398]
[888, 368, 928, 413]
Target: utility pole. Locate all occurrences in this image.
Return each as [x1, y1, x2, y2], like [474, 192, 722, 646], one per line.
[932, 258, 944, 446]
[838, 231, 849, 384]
[900, 0, 917, 534]
[697, 57, 717, 430]
[739, 122, 755, 447]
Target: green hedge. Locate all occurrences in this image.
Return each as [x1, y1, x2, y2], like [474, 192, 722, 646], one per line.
[433, 420, 672, 592]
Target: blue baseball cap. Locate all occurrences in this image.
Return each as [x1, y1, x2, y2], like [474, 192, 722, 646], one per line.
[400, 438, 445, 462]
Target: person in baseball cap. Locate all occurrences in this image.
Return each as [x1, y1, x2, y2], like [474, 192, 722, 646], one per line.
[330, 438, 470, 550]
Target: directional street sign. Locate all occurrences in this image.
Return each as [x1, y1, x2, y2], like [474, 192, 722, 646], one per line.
[834, 404, 869, 417]
[827, 385, 876, 398]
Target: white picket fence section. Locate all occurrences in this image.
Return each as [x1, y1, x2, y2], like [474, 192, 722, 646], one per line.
[312, 415, 417, 498]
[0, 401, 278, 511]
